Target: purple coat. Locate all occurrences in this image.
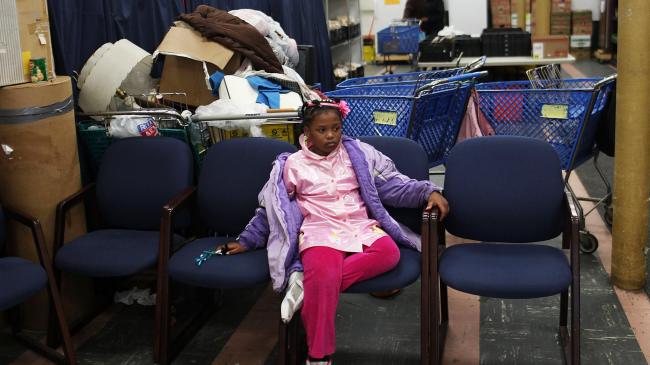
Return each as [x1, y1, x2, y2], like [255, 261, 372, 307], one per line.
[238, 136, 440, 291]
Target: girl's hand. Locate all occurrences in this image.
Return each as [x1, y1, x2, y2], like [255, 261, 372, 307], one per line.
[425, 191, 449, 220]
[218, 242, 248, 255]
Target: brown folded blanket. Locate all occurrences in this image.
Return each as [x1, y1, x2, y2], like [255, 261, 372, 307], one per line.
[179, 5, 283, 74]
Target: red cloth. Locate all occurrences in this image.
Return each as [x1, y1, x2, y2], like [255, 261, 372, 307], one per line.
[300, 236, 400, 358]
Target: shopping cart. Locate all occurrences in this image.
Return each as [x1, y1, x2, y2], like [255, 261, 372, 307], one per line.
[77, 107, 304, 179]
[376, 20, 421, 74]
[475, 72, 617, 253]
[326, 71, 487, 168]
[336, 56, 486, 89]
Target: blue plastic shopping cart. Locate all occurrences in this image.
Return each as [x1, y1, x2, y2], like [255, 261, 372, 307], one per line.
[336, 57, 486, 89]
[326, 71, 486, 167]
[475, 74, 617, 252]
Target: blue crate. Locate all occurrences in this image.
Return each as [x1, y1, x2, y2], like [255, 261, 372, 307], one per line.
[475, 78, 616, 171]
[377, 25, 419, 54]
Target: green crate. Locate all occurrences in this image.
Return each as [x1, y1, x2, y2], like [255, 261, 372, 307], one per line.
[77, 122, 205, 177]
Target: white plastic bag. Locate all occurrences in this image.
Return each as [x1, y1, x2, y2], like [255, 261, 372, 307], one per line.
[195, 99, 269, 137]
[109, 116, 159, 138]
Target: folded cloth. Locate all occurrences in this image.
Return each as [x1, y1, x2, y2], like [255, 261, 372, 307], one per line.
[246, 76, 290, 108]
[179, 5, 283, 74]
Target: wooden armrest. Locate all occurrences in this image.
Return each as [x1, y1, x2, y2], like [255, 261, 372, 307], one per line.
[54, 183, 96, 252]
[160, 186, 197, 261]
[4, 205, 52, 270]
[562, 189, 580, 252]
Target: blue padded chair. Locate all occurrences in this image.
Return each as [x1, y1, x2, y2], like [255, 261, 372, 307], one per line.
[50, 137, 193, 354]
[280, 136, 432, 365]
[155, 137, 298, 365]
[0, 204, 76, 364]
[427, 136, 580, 364]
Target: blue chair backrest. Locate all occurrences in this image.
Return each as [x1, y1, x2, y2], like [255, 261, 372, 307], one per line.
[197, 138, 298, 236]
[96, 137, 194, 231]
[358, 136, 428, 234]
[444, 136, 565, 242]
[0, 206, 5, 254]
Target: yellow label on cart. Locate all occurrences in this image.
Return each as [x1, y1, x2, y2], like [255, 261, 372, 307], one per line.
[373, 111, 398, 126]
[540, 104, 569, 119]
[384, 0, 400, 4]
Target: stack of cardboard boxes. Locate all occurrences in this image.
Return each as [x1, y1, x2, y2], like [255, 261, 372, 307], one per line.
[550, 0, 571, 35]
[531, 0, 569, 58]
[490, 0, 512, 28]
[0, 0, 55, 87]
[571, 10, 593, 60]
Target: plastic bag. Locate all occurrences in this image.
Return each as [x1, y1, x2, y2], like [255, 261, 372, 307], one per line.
[109, 116, 159, 138]
[195, 99, 269, 137]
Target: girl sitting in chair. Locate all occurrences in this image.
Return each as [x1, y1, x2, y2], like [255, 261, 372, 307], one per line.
[220, 99, 449, 365]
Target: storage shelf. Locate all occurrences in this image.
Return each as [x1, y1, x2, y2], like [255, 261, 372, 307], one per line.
[330, 35, 361, 49]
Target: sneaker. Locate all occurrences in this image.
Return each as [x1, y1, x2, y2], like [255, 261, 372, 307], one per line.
[281, 271, 304, 323]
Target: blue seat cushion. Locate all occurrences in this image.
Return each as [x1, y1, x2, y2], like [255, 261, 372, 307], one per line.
[168, 237, 270, 289]
[55, 229, 183, 277]
[345, 247, 421, 293]
[439, 243, 572, 299]
[0, 257, 47, 310]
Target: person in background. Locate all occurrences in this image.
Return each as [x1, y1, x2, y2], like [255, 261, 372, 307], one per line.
[218, 99, 449, 365]
[403, 0, 446, 36]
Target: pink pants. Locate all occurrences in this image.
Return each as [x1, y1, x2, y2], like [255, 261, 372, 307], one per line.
[300, 236, 401, 358]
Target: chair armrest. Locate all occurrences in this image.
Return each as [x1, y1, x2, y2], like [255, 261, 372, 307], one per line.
[4, 205, 55, 272]
[160, 186, 197, 261]
[562, 189, 580, 251]
[54, 183, 95, 253]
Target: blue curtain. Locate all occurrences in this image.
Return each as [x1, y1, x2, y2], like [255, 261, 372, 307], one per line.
[47, 0, 334, 91]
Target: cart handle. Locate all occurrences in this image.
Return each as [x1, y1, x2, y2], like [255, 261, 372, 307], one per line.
[415, 70, 488, 95]
[594, 73, 617, 90]
[79, 108, 188, 127]
[463, 56, 487, 73]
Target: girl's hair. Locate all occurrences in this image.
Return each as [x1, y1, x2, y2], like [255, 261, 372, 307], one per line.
[300, 99, 343, 127]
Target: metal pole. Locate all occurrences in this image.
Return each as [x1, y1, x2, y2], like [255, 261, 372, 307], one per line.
[611, 0, 650, 289]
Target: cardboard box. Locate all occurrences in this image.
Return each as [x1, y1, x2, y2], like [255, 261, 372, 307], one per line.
[570, 34, 591, 48]
[570, 47, 591, 60]
[490, 0, 511, 28]
[155, 26, 242, 107]
[572, 10, 593, 35]
[0, 0, 55, 87]
[550, 12, 571, 35]
[551, 0, 571, 13]
[532, 35, 569, 58]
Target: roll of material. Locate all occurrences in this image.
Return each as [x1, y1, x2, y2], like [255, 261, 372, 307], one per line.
[78, 39, 154, 114]
[0, 76, 92, 329]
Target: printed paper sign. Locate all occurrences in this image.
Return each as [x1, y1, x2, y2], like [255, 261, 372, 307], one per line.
[541, 104, 569, 119]
[373, 111, 398, 126]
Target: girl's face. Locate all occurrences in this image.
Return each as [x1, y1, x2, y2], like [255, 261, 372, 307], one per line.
[304, 110, 342, 156]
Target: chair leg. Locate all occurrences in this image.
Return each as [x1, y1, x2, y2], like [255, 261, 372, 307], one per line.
[278, 320, 288, 365]
[431, 276, 441, 365]
[560, 290, 568, 327]
[46, 274, 77, 364]
[154, 275, 171, 365]
[288, 314, 299, 365]
[47, 267, 63, 348]
[571, 287, 580, 364]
